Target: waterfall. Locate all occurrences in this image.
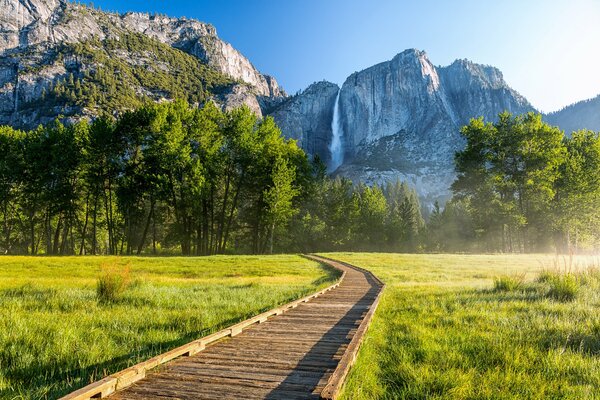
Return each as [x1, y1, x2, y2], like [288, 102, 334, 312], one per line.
[13, 65, 20, 119]
[328, 90, 344, 173]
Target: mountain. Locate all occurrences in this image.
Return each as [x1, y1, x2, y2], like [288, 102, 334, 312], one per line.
[0, 0, 284, 127]
[3, 2, 597, 206]
[270, 50, 534, 205]
[544, 95, 600, 135]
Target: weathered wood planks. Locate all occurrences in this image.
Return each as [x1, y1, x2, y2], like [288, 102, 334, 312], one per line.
[60, 255, 383, 400]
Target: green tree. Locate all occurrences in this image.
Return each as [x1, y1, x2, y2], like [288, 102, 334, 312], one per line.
[554, 130, 600, 251]
[264, 157, 299, 253]
[453, 112, 566, 252]
[355, 185, 387, 250]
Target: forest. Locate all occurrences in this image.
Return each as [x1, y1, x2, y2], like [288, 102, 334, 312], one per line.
[0, 102, 598, 255]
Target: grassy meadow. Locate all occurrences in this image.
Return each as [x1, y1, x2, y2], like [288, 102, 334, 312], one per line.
[0, 255, 338, 399]
[327, 253, 600, 399]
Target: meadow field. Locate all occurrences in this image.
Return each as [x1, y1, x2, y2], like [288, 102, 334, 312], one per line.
[0, 255, 338, 399]
[327, 253, 600, 399]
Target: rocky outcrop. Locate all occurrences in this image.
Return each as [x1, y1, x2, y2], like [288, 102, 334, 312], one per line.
[184, 35, 283, 98]
[0, 0, 63, 51]
[270, 81, 339, 164]
[217, 83, 263, 117]
[338, 49, 458, 161]
[438, 59, 532, 124]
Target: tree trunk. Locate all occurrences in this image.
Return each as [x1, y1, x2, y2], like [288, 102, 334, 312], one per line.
[269, 222, 275, 254]
[104, 177, 115, 255]
[92, 192, 98, 254]
[79, 193, 90, 255]
[222, 172, 244, 253]
[45, 210, 52, 254]
[29, 211, 36, 255]
[216, 169, 231, 251]
[52, 214, 62, 255]
[59, 215, 70, 254]
[152, 209, 157, 255]
[209, 187, 215, 254]
[137, 198, 155, 255]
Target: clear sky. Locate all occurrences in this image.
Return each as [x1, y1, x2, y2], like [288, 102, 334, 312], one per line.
[83, 0, 600, 113]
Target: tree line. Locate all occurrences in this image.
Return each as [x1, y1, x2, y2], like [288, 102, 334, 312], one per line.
[0, 100, 424, 255]
[430, 112, 600, 253]
[1, 103, 597, 255]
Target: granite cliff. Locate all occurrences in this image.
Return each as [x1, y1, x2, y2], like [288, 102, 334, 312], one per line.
[270, 49, 534, 205]
[0, 0, 284, 127]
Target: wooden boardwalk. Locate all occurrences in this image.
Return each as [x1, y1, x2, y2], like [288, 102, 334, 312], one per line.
[88, 256, 382, 400]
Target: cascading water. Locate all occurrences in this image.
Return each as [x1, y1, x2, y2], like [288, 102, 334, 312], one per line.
[328, 90, 344, 173]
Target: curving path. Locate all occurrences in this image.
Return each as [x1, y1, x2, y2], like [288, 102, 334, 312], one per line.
[104, 255, 382, 400]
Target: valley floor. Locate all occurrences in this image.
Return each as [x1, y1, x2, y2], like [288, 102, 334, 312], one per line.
[2, 253, 598, 399]
[326, 253, 600, 400]
[0, 255, 337, 399]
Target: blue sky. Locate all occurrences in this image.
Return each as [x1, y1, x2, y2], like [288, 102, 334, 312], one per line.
[83, 0, 600, 112]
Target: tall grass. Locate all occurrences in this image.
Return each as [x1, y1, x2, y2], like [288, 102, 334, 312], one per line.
[0, 255, 338, 399]
[323, 253, 600, 399]
[96, 262, 131, 303]
[493, 273, 525, 291]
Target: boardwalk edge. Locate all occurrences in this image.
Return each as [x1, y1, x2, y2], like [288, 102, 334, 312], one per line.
[307, 255, 385, 400]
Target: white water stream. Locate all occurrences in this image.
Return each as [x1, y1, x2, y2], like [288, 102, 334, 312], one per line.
[328, 90, 344, 173]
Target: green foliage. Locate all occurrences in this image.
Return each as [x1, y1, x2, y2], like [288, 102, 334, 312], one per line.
[20, 33, 233, 119]
[546, 273, 579, 301]
[0, 101, 312, 256]
[288, 177, 425, 253]
[554, 130, 600, 251]
[4, 105, 599, 254]
[327, 253, 600, 400]
[96, 264, 130, 304]
[450, 112, 600, 252]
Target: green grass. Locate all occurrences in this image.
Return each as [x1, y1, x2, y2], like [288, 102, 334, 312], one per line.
[0, 255, 338, 399]
[323, 253, 600, 400]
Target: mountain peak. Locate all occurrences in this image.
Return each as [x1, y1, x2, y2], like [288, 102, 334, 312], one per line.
[391, 48, 431, 65]
[444, 58, 505, 88]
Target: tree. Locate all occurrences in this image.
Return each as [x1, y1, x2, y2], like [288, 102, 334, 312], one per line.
[355, 185, 387, 250]
[453, 112, 565, 252]
[0, 127, 25, 254]
[264, 157, 299, 253]
[554, 130, 600, 251]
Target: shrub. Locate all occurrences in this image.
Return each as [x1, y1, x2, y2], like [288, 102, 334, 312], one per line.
[546, 274, 579, 302]
[493, 274, 525, 292]
[96, 263, 130, 304]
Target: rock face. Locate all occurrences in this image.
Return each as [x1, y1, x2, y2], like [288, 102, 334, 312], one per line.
[544, 95, 600, 135]
[270, 81, 339, 165]
[270, 49, 534, 206]
[438, 59, 531, 123]
[0, 0, 284, 127]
